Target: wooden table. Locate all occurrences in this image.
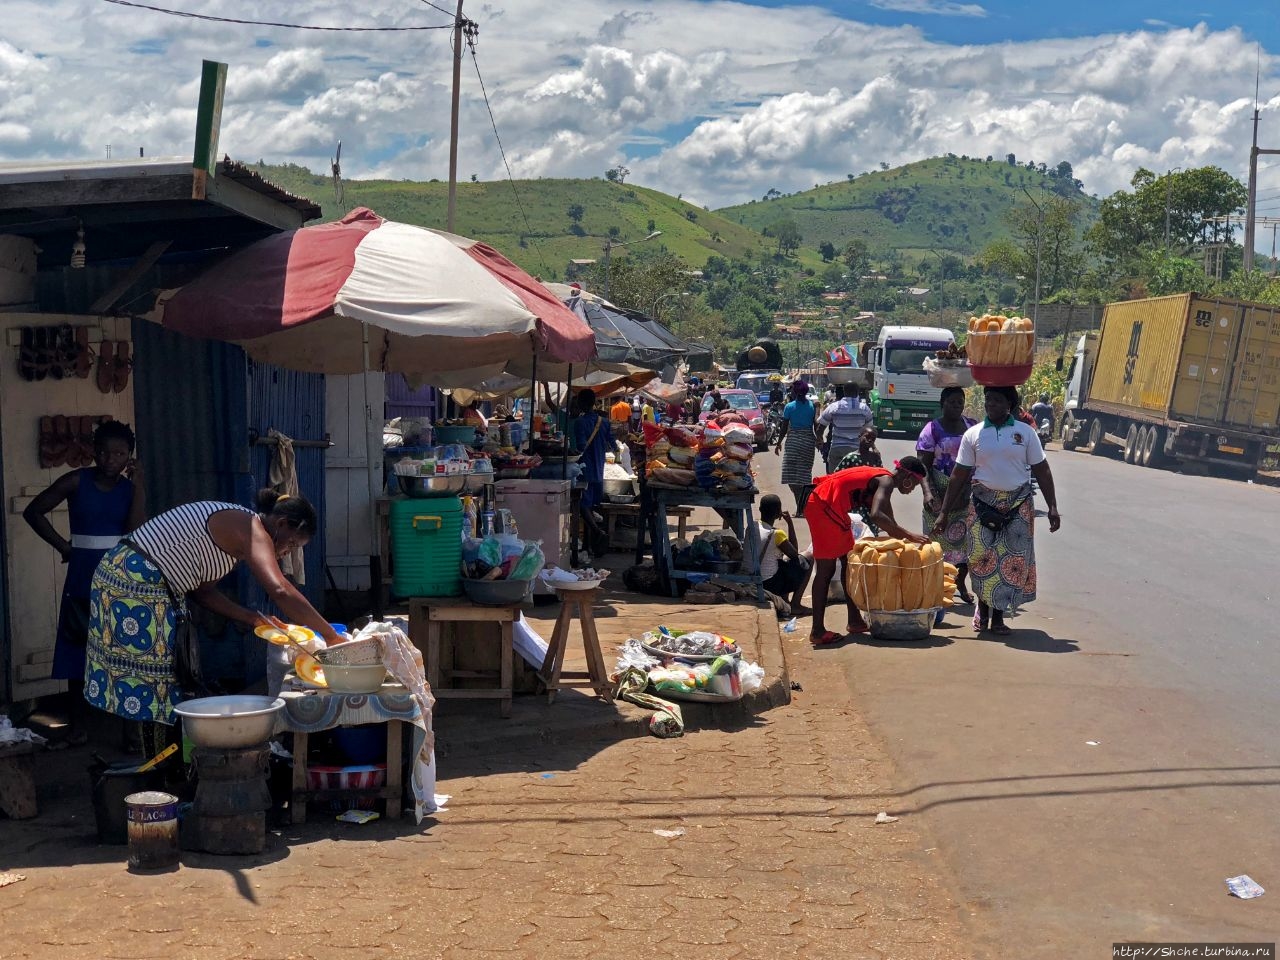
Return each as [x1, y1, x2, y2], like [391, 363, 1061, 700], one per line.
[407, 598, 518, 718]
[645, 486, 766, 601]
[597, 502, 693, 550]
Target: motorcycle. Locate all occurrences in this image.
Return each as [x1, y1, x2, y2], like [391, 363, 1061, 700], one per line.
[1037, 419, 1052, 446]
[765, 403, 785, 448]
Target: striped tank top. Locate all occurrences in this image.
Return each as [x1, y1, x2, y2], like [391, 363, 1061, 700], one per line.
[128, 501, 253, 594]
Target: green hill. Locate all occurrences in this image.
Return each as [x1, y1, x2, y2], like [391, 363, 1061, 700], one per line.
[717, 155, 1099, 259]
[251, 164, 774, 277]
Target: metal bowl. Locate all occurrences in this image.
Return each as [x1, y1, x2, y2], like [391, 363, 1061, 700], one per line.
[173, 695, 285, 749]
[396, 473, 466, 498]
[866, 608, 939, 641]
[319, 663, 388, 694]
[603, 477, 638, 498]
[462, 578, 531, 606]
[825, 365, 873, 387]
[462, 472, 491, 494]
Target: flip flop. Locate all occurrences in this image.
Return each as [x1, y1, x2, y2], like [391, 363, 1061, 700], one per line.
[96, 340, 114, 393]
[112, 340, 132, 393]
[845, 623, 870, 636]
[38, 416, 61, 468]
[809, 630, 842, 646]
[73, 326, 93, 379]
[18, 327, 38, 381]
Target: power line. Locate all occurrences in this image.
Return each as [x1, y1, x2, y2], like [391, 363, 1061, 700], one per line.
[467, 35, 551, 278]
[99, 0, 453, 30]
[417, 0, 458, 18]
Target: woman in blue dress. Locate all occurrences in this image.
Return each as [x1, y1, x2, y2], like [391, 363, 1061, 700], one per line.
[772, 380, 818, 515]
[24, 420, 145, 743]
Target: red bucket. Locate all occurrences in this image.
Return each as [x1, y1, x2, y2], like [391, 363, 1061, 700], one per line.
[970, 362, 1033, 387]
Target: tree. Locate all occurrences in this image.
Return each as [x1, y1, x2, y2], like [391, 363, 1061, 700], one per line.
[587, 250, 689, 315]
[605, 166, 630, 183]
[1006, 153, 1016, 166]
[983, 196, 1085, 305]
[567, 204, 584, 223]
[818, 240, 836, 263]
[841, 238, 869, 277]
[647, 218, 656, 233]
[770, 218, 801, 256]
[880, 161, 890, 171]
[1055, 160, 1073, 181]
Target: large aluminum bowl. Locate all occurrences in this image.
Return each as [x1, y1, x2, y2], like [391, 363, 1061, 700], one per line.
[396, 473, 467, 498]
[825, 365, 873, 387]
[173, 695, 285, 749]
[603, 477, 638, 499]
[866, 608, 938, 641]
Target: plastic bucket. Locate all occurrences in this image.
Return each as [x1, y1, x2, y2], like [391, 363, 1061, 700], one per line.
[125, 790, 180, 869]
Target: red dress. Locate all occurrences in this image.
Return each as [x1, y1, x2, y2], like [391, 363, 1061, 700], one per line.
[806, 466, 891, 560]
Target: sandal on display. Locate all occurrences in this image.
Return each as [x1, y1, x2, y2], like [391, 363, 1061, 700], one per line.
[44, 328, 64, 380]
[112, 341, 132, 393]
[18, 327, 39, 381]
[96, 340, 114, 393]
[49, 416, 72, 468]
[38, 416, 62, 468]
[73, 326, 93, 379]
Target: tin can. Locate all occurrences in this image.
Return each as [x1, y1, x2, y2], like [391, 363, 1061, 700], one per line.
[125, 790, 180, 870]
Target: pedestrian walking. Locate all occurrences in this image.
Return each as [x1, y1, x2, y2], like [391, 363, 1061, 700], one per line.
[932, 386, 1061, 636]
[917, 386, 977, 608]
[816, 384, 873, 472]
[774, 379, 818, 515]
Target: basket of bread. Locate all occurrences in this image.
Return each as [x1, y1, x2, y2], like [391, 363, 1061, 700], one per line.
[964, 314, 1035, 386]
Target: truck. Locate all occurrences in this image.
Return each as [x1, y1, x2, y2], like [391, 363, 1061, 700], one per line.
[1060, 293, 1280, 477]
[863, 325, 957, 436]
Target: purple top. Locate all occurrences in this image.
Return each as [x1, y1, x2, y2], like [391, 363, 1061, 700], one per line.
[916, 417, 977, 477]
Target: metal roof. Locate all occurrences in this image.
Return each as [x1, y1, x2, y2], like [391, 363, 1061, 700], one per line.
[0, 156, 320, 268]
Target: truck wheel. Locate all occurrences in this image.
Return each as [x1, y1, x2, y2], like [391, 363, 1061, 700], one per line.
[1123, 423, 1140, 463]
[1061, 413, 1080, 451]
[1139, 426, 1159, 467]
[1088, 418, 1106, 455]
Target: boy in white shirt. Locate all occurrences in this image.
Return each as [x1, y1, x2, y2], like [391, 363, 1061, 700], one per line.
[757, 494, 813, 616]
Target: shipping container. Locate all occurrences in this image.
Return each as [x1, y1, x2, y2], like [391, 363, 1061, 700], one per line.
[1062, 293, 1280, 475]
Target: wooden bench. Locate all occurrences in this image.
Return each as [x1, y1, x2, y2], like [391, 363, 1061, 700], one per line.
[599, 502, 693, 550]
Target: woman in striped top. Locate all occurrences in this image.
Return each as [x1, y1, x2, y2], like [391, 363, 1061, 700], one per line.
[84, 489, 341, 741]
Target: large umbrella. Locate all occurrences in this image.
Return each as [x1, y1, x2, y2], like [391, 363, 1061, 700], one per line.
[156, 207, 595, 379]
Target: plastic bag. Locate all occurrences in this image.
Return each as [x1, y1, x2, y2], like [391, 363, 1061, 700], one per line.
[737, 660, 765, 693]
[668, 425, 700, 449]
[722, 424, 755, 444]
[724, 441, 754, 462]
[478, 536, 502, 569]
[649, 467, 696, 486]
[667, 445, 697, 467]
[510, 540, 546, 581]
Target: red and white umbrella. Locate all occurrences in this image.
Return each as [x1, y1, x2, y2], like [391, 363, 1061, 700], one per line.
[156, 207, 595, 381]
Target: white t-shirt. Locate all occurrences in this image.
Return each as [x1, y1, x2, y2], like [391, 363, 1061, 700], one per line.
[955, 418, 1045, 492]
[756, 522, 789, 579]
[817, 397, 873, 445]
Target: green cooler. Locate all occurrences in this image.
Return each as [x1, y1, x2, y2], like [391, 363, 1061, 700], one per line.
[390, 496, 463, 598]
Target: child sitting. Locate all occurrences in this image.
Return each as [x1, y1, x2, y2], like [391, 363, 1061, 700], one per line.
[757, 494, 813, 617]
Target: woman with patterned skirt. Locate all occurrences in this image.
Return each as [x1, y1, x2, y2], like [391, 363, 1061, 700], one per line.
[84, 490, 342, 756]
[931, 386, 1061, 636]
[916, 386, 977, 607]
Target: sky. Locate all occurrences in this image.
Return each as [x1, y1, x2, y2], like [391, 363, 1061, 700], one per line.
[5, 0, 1280, 224]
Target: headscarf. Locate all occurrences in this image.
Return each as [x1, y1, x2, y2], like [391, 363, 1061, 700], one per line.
[790, 379, 810, 401]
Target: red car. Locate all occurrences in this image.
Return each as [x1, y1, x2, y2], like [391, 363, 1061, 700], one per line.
[700, 389, 767, 450]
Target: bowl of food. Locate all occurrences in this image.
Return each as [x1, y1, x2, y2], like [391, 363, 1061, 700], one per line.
[318, 662, 388, 694]
[396, 474, 467, 498]
[173, 695, 285, 749]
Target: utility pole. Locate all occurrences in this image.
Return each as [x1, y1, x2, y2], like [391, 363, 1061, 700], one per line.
[1244, 61, 1280, 272]
[1164, 167, 1181, 247]
[1021, 186, 1045, 327]
[446, 0, 465, 233]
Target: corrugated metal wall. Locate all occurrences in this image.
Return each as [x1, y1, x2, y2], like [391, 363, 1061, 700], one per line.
[385, 373, 439, 421]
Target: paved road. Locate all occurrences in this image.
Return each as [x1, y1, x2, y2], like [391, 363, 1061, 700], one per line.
[756, 437, 1280, 957]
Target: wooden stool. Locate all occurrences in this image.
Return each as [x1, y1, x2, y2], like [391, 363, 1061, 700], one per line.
[539, 588, 611, 702]
[0, 741, 38, 820]
[408, 599, 517, 718]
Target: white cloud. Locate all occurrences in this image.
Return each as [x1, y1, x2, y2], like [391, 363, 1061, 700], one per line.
[0, 1, 1278, 215]
[869, 0, 987, 16]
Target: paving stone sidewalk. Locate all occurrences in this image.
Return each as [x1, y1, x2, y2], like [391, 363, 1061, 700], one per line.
[3, 606, 974, 960]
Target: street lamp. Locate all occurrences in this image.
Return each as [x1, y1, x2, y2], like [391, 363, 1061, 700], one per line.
[652, 291, 688, 320]
[603, 230, 661, 298]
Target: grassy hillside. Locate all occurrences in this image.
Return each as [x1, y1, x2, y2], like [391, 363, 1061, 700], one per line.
[252, 164, 774, 277]
[717, 156, 1099, 258]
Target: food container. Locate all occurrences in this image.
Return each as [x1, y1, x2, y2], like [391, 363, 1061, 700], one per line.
[172, 695, 285, 749]
[462, 577, 531, 606]
[866, 608, 939, 641]
[316, 635, 384, 666]
[604, 477, 638, 499]
[434, 424, 480, 445]
[825, 365, 873, 388]
[318, 663, 388, 694]
[969, 362, 1034, 387]
[396, 473, 467, 498]
[923, 358, 975, 388]
[306, 764, 387, 810]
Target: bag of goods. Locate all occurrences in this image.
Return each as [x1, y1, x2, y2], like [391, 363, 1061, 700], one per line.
[667, 445, 698, 467]
[713, 458, 750, 477]
[725, 441, 754, 462]
[642, 421, 667, 448]
[722, 424, 755, 445]
[694, 455, 718, 489]
[649, 466, 697, 486]
[668, 424, 701, 449]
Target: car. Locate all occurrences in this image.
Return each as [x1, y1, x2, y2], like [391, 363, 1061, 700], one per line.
[699, 389, 767, 450]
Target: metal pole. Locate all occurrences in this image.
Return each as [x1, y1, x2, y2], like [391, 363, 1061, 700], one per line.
[602, 242, 612, 299]
[362, 321, 383, 619]
[562, 364, 572, 481]
[446, 0, 465, 233]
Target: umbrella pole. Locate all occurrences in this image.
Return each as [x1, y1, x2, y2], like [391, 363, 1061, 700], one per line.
[529, 352, 537, 455]
[562, 364, 571, 481]
[363, 321, 384, 620]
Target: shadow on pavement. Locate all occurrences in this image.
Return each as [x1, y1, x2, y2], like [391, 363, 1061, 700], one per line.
[973, 627, 1078, 654]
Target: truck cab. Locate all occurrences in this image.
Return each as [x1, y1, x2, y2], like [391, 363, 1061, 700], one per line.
[1060, 333, 1097, 449]
[866, 326, 956, 436]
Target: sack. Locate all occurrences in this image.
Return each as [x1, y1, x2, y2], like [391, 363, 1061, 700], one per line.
[972, 495, 1024, 533]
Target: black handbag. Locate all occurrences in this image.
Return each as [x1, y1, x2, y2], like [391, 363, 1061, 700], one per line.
[971, 495, 1025, 533]
[121, 538, 210, 697]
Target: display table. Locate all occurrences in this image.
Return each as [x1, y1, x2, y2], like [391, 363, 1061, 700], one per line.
[597, 502, 693, 550]
[644, 486, 765, 601]
[407, 598, 518, 718]
[276, 686, 423, 824]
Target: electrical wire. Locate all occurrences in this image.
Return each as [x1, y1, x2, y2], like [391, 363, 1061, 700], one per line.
[99, 0, 452, 31]
[467, 35, 551, 278]
[417, 0, 458, 18]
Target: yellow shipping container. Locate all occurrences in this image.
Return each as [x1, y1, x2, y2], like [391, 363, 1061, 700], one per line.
[1091, 294, 1280, 433]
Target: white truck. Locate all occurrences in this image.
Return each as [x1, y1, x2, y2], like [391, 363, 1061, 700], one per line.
[863, 325, 956, 437]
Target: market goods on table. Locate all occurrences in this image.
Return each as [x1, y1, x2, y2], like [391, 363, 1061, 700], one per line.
[641, 420, 756, 493]
[540, 566, 610, 590]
